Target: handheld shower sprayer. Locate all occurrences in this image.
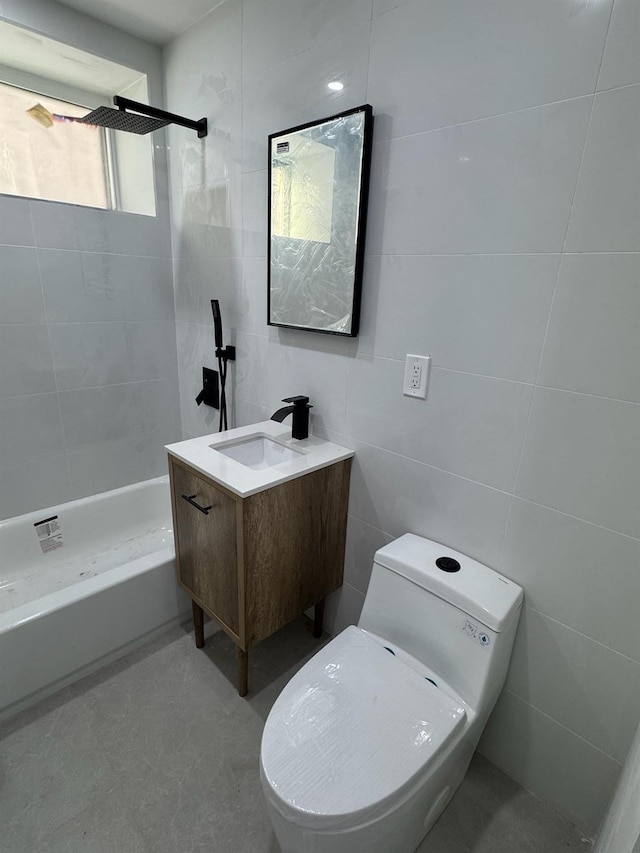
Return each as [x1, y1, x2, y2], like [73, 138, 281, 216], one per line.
[194, 300, 235, 431]
[212, 299, 224, 351]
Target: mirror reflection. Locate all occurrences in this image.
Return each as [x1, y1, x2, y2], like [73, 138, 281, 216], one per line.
[268, 104, 373, 337]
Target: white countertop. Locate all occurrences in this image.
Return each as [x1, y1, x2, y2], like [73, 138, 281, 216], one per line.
[166, 421, 354, 498]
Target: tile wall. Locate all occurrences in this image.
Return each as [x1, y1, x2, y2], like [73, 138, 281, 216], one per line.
[164, 0, 640, 830]
[0, 0, 181, 520]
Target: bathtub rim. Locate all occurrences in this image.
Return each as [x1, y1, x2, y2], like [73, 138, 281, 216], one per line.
[0, 473, 170, 532]
[0, 544, 175, 635]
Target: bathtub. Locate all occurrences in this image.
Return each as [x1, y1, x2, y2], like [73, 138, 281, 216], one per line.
[0, 476, 189, 721]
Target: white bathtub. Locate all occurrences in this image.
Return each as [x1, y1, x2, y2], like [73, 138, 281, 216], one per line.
[0, 476, 189, 721]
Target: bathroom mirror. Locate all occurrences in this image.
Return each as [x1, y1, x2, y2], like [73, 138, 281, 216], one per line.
[267, 104, 373, 337]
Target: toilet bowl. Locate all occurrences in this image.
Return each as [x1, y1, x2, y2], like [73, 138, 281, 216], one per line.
[260, 534, 523, 853]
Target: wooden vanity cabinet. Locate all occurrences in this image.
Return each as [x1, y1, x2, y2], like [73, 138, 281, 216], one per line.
[168, 455, 352, 696]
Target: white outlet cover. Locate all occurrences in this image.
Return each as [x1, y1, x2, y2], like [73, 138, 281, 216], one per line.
[403, 354, 430, 399]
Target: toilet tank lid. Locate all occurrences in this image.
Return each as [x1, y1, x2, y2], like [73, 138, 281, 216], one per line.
[373, 534, 523, 633]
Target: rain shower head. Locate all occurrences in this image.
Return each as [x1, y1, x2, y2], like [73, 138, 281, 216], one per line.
[76, 106, 169, 135]
[79, 96, 207, 137]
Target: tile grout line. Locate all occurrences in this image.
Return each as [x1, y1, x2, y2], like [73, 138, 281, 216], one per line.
[28, 203, 73, 498]
[522, 602, 640, 668]
[500, 687, 624, 769]
[513, 494, 640, 545]
[497, 74, 605, 570]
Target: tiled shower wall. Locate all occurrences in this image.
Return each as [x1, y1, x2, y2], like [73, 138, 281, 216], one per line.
[165, 0, 640, 830]
[0, 0, 181, 520]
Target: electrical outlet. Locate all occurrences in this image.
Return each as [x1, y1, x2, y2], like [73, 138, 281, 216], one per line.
[403, 354, 430, 399]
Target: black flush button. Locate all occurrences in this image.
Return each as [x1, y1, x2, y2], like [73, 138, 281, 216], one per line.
[436, 556, 461, 573]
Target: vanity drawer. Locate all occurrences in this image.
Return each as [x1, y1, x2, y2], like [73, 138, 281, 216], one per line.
[171, 460, 239, 635]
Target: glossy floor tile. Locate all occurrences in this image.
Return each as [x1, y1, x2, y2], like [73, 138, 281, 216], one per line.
[0, 618, 593, 853]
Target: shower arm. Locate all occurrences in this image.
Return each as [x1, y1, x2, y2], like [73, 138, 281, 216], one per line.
[113, 96, 208, 138]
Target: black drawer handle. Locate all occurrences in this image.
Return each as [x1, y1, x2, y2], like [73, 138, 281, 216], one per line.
[181, 494, 212, 515]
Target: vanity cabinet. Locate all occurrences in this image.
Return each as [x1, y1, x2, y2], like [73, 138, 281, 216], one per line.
[168, 455, 352, 696]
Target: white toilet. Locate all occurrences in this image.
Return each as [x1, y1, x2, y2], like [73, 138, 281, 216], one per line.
[260, 533, 524, 853]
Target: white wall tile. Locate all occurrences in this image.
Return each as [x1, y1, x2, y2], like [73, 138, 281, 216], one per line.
[30, 200, 79, 250]
[49, 322, 178, 391]
[175, 321, 225, 438]
[66, 428, 176, 500]
[59, 379, 180, 451]
[233, 396, 272, 431]
[598, 0, 640, 91]
[40, 252, 175, 323]
[264, 336, 350, 435]
[507, 607, 640, 763]
[0, 325, 55, 397]
[266, 323, 358, 355]
[170, 114, 242, 189]
[164, 0, 242, 108]
[233, 330, 352, 424]
[357, 254, 560, 382]
[0, 393, 65, 464]
[0, 454, 72, 522]
[367, 97, 592, 255]
[346, 357, 533, 491]
[565, 85, 640, 252]
[0, 195, 35, 247]
[373, 0, 409, 15]
[74, 208, 171, 258]
[173, 178, 242, 260]
[242, 0, 372, 79]
[242, 25, 370, 173]
[174, 255, 242, 327]
[538, 253, 640, 402]
[369, 0, 612, 140]
[242, 169, 267, 258]
[323, 582, 366, 636]
[0, 246, 45, 323]
[349, 439, 512, 567]
[164, 2, 242, 187]
[479, 690, 621, 830]
[515, 388, 640, 538]
[232, 331, 270, 415]
[31, 201, 171, 257]
[240, 258, 268, 336]
[500, 499, 640, 662]
[125, 259, 176, 322]
[343, 515, 392, 594]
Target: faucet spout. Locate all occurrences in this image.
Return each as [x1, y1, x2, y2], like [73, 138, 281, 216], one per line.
[271, 405, 296, 423]
[270, 396, 312, 440]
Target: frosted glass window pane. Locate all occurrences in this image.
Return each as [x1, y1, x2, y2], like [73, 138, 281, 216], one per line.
[0, 82, 109, 209]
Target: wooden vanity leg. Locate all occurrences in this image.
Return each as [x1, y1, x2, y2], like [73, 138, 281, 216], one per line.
[313, 599, 325, 639]
[237, 647, 248, 697]
[192, 601, 205, 649]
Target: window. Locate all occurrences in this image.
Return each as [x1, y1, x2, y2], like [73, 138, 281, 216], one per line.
[0, 82, 112, 209]
[0, 19, 157, 217]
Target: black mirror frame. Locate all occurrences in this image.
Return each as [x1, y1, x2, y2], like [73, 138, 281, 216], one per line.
[267, 103, 374, 338]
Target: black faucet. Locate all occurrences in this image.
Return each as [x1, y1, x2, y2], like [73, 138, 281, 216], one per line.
[270, 396, 312, 440]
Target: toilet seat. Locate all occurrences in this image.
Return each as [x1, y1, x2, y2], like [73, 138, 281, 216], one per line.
[260, 626, 466, 833]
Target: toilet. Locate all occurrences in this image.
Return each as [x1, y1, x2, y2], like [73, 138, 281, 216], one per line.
[260, 533, 524, 853]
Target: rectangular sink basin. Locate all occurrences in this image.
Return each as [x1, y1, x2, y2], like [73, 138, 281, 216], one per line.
[214, 435, 303, 470]
[167, 420, 354, 497]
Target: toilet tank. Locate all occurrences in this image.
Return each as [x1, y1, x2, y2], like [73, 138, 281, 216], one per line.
[358, 534, 523, 716]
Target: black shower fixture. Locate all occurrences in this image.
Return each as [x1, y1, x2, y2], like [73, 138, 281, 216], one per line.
[77, 96, 208, 137]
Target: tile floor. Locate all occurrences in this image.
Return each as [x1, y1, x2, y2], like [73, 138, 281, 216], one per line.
[1, 618, 593, 852]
